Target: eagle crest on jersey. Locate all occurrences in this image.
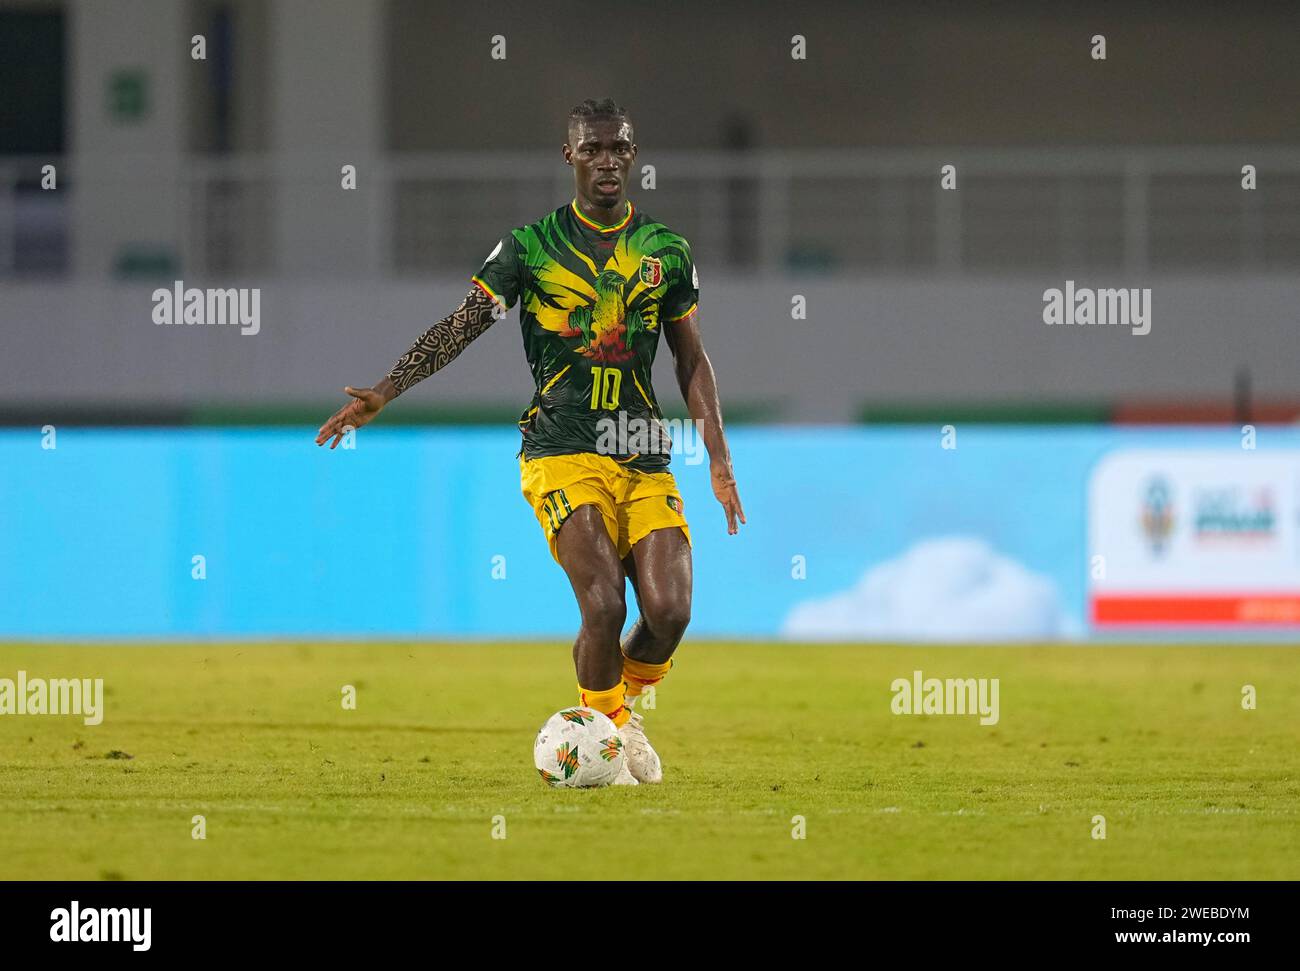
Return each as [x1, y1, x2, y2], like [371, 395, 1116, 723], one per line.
[561, 267, 646, 363]
[520, 217, 685, 363]
[471, 200, 699, 472]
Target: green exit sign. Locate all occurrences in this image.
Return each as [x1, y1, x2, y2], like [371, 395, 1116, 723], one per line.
[108, 68, 149, 122]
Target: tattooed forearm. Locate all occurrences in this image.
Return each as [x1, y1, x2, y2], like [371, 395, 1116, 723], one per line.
[386, 287, 501, 396]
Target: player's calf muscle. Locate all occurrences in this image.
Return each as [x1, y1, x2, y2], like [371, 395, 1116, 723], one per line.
[622, 617, 683, 665]
[623, 582, 691, 663]
[557, 506, 627, 685]
[622, 526, 693, 662]
[571, 582, 626, 687]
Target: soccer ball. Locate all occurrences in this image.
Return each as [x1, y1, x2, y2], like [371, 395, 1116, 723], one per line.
[533, 707, 625, 788]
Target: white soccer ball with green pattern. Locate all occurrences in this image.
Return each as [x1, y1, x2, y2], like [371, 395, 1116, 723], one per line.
[533, 707, 625, 788]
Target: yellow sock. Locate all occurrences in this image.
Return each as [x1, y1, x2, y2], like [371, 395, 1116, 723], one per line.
[622, 657, 673, 706]
[578, 682, 630, 728]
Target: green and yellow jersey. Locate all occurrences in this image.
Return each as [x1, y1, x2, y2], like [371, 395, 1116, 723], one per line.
[471, 199, 699, 473]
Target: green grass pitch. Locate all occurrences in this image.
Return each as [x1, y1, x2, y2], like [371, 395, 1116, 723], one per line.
[1, 642, 1297, 880]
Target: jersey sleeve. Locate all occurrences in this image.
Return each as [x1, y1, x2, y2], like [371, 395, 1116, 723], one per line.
[661, 238, 699, 323]
[470, 233, 523, 310]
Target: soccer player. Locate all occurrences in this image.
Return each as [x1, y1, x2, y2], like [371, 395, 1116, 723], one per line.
[315, 98, 744, 785]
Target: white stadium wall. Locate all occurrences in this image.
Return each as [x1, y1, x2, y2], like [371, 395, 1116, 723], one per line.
[3, 275, 1298, 421]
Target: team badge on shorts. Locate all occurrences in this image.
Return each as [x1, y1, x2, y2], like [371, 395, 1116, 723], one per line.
[666, 496, 682, 513]
[639, 256, 662, 287]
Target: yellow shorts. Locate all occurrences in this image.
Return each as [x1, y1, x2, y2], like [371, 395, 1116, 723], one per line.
[520, 453, 691, 563]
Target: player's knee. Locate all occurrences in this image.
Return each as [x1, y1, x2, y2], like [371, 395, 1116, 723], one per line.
[644, 596, 691, 642]
[581, 584, 627, 638]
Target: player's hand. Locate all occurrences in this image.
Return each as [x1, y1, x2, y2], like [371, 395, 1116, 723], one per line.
[710, 456, 746, 535]
[315, 386, 386, 449]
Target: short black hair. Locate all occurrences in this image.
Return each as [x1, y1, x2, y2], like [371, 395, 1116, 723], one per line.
[568, 98, 630, 136]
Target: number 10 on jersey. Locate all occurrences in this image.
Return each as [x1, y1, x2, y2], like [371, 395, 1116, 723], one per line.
[589, 366, 622, 410]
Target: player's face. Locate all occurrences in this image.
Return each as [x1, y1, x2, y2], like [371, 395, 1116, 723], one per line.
[565, 118, 636, 209]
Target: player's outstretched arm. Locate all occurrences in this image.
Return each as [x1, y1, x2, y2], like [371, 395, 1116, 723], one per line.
[664, 311, 746, 534]
[315, 286, 501, 449]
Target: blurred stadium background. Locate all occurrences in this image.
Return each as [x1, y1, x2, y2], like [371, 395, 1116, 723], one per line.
[4, 0, 1300, 641]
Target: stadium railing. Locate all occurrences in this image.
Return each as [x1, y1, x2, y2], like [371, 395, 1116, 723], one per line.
[3, 147, 1300, 279]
